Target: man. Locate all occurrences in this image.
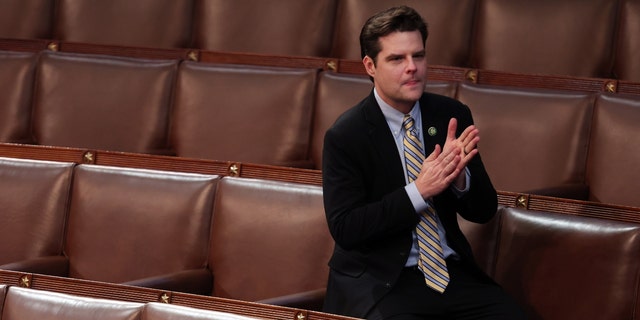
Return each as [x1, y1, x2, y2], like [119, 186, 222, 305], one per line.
[321, 6, 524, 320]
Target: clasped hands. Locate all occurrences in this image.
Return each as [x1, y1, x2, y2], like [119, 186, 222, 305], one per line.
[415, 118, 479, 200]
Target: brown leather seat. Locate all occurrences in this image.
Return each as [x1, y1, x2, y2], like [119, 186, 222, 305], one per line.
[171, 62, 317, 167]
[471, 0, 617, 78]
[0, 0, 54, 39]
[2, 286, 144, 320]
[614, 0, 640, 82]
[32, 51, 177, 154]
[141, 302, 259, 320]
[586, 93, 640, 207]
[493, 207, 640, 319]
[0, 157, 73, 275]
[330, 0, 476, 67]
[0, 51, 37, 144]
[64, 165, 219, 294]
[456, 83, 594, 199]
[54, 0, 193, 48]
[192, 0, 337, 56]
[208, 177, 333, 310]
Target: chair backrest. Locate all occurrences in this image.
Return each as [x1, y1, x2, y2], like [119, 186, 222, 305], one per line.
[494, 207, 640, 319]
[171, 62, 317, 167]
[0, 51, 37, 144]
[64, 164, 218, 283]
[456, 83, 594, 194]
[586, 93, 640, 207]
[471, 0, 617, 77]
[330, 0, 476, 67]
[192, 0, 337, 56]
[614, 0, 640, 82]
[141, 302, 259, 320]
[208, 177, 333, 302]
[1, 286, 143, 320]
[54, 0, 193, 48]
[32, 51, 177, 154]
[0, 0, 54, 39]
[0, 157, 73, 266]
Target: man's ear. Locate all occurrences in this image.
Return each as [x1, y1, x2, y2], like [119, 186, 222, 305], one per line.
[363, 55, 376, 78]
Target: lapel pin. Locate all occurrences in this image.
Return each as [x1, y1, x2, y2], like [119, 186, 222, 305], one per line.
[427, 126, 437, 137]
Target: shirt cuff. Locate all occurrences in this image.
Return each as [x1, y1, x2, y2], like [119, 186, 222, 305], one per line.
[450, 167, 471, 197]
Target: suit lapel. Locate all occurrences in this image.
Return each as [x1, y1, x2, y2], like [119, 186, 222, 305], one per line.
[361, 92, 406, 188]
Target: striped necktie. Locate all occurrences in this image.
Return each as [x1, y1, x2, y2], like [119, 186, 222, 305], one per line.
[402, 115, 450, 293]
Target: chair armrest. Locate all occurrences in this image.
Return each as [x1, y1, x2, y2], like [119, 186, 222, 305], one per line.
[524, 183, 589, 201]
[0, 256, 69, 276]
[257, 288, 326, 311]
[122, 268, 212, 295]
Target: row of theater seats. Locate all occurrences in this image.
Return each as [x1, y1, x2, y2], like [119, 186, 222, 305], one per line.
[3, 155, 640, 319]
[1, 0, 639, 81]
[0, 156, 332, 310]
[1, 49, 639, 207]
[0, 285, 262, 320]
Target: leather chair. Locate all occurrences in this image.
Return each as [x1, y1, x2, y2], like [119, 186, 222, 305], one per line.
[171, 62, 317, 167]
[493, 207, 640, 319]
[614, 0, 640, 82]
[0, 157, 73, 276]
[471, 0, 617, 78]
[0, 284, 6, 315]
[330, 0, 476, 67]
[1, 286, 144, 320]
[192, 0, 337, 56]
[54, 0, 193, 48]
[456, 83, 594, 199]
[586, 93, 640, 208]
[63, 165, 219, 294]
[0, 51, 37, 144]
[310, 71, 458, 169]
[0, 0, 54, 39]
[208, 177, 333, 311]
[32, 51, 177, 154]
[141, 302, 259, 320]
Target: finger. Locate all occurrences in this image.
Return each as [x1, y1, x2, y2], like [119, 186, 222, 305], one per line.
[425, 144, 441, 162]
[446, 118, 458, 143]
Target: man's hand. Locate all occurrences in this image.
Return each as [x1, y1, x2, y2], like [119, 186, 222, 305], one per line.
[414, 118, 479, 199]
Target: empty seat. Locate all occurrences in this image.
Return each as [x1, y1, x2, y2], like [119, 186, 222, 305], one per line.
[1, 286, 144, 320]
[171, 62, 317, 167]
[586, 93, 640, 207]
[32, 51, 177, 154]
[330, 0, 476, 67]
[64, 165, 219, 294]
[54, 0, 193, 48]
[141, 302, 259, 320]
[0, 51, 37, 144]
[613, 0, 640, 82]
[0, 0, 54, 39]
[456, 83, 594, 198]
[208, 177, 333, 310]
[472, 0, 617, 77]
[192, 0, 337, 56]
[493, 207, 640, 319]
[0, 157, 73, 275]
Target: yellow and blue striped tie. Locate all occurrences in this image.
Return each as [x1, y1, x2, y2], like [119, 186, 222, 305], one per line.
[403, 115, 450, 293]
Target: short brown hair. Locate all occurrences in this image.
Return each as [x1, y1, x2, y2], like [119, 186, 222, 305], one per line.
[359, 6, 428, 62]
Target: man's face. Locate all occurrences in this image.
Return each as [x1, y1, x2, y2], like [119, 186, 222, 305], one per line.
[363, 30, 427, 114]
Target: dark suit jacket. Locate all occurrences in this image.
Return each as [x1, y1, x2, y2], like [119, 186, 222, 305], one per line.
[321, 90, 498, 319]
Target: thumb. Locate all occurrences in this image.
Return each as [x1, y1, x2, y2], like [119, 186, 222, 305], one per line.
[425, 144, 441, 162]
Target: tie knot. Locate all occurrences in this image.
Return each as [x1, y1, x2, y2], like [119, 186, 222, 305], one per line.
[403, 115, 418, 137]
